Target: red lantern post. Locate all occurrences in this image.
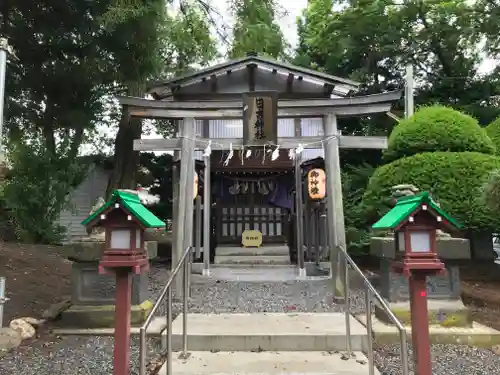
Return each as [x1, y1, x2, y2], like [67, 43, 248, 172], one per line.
[372, 192, 461, 375]
[81, 190, 165, 375]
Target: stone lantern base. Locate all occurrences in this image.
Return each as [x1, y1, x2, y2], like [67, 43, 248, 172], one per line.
[59, 239, 157, 328]
[370, 236, 472, 328]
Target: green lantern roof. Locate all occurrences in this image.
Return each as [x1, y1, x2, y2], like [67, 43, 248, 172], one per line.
[372, 191, 461, 230]
[81, 190, 165, 229]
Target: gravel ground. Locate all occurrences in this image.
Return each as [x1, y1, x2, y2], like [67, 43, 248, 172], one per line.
[0, 336, 162, 375]
[186, 278, 343, 313]
[375, 344, 500, 375]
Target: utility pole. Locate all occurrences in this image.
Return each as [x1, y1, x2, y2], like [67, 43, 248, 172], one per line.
[0, 38, 8, 156]
[405, 64, 414, 119]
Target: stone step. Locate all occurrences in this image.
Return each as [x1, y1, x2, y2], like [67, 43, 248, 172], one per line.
[167, 313, 368, 352]
[215, 245, 289, 256]
[214, 255, 290, 265]
[159, 351, 378, 375]
[211, 263, 295, 269]
[52, 316, 166, 336]
[207, 266, 300, 282]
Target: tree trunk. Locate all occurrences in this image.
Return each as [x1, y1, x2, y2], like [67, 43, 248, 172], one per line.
[106, 83, 144, 198]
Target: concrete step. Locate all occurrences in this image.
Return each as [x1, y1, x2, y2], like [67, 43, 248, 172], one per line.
[168, 313, 367, 352]
[159, 350, 378, 375]
[215, 254, 290, 265]
[215, 245, 289, 256]
[52, 316, 166, 336]
[211, 263, 295, 269]
[207, 266, 300, 281]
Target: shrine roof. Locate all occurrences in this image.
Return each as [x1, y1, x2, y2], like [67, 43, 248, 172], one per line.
[81, 190, 165, 229]
[147, 54, 361, 100]
[371, 192, 461, 230]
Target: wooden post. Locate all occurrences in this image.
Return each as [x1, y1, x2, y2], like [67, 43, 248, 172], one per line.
[320, 202, 328, 262]
[304, 198, 311, 262]
[182, 117, 196, 270]
[171, 120, 181, 292]
[295, 153, 305, 277]
[113, 270, 132, 375]
[314, 203, 321, 265]
[409, 274, 432, 375]
[203, 154, 211, 276]
[195, 196, 202, 259]
[323, 113, 346, 293]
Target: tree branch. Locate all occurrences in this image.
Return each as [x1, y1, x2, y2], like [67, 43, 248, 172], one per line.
[416, 0, 454, 77]
[189, 0, 231, 46]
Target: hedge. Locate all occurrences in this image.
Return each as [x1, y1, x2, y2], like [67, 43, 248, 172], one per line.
[486, 117, 500, 155]
[361, 152, 500, 231]
[383, 105, 495, 163]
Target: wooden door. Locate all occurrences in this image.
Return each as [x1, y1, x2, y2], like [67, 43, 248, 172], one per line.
[216, 183, 288, 245]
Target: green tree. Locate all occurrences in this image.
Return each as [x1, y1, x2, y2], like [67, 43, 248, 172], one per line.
[473, 0, 500, 56]
[295, 0, 500, 125]
[103, 0, 216, 194]
[2, 1, 114, 158]
[229, 0, 288, 59]
[1, 1, 118, 242]
[295, 0, 404, 167]
[295, 0, 500, 248]
[2, 140, 89, 244]
[0, 0, 217, 241]
[102, 0, 217, 196]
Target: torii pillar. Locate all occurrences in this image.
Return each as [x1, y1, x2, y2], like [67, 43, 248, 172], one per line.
[323, 113, 346, 296]
[172, 117, 196, 297]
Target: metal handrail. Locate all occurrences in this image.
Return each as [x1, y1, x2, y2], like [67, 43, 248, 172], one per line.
[139, 246, 193, 375]
[338, 244, 409, 375]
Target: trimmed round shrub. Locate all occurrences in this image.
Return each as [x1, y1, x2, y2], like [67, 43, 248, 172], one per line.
[362, 152, 500, 231]
[383, 105, 495, 163]
[486, 117, 500, 155]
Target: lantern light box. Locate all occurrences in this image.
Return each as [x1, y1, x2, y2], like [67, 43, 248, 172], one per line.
[194, 171, 199, 199]
[307, 168, 326, 200]
[81, 190, 166, 273]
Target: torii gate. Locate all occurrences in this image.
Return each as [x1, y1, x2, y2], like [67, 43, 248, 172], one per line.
[117, 55, 401, 294]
